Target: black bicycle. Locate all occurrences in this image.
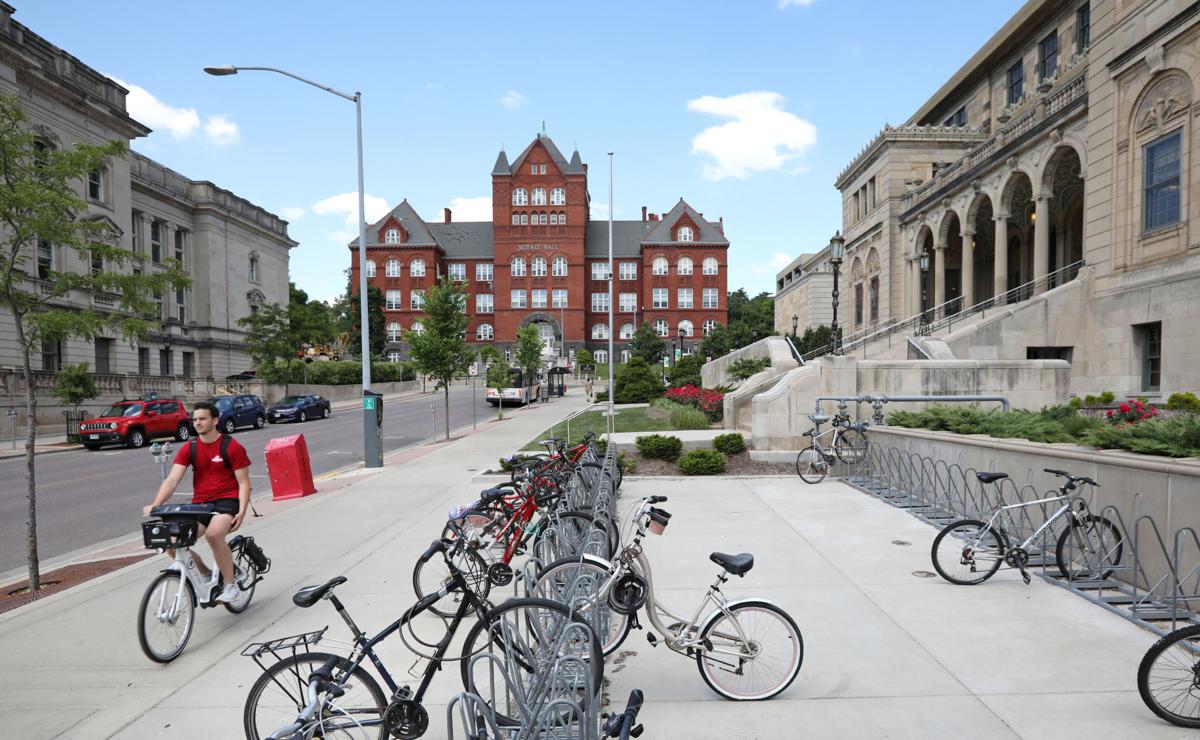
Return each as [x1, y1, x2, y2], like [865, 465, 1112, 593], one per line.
[1139, 623, 1200, 728]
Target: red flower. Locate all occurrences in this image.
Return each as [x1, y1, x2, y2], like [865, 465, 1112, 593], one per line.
[1106, 410, 1113, 418]
[1119, 402, 1131, 413]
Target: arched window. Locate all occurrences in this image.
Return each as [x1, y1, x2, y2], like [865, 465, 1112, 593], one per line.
[552, 256, 568, 276]
[512, 188, 528, 206]
[531, 187, 547, 206]
[619, 323, 635, 339]
[520, 212, 529, 225]
[511, 212, 520, 225]
[703, 319, 718, 336]
[411, 321, 424, 335]
[550, 213, 558, 225]
[677, 226, 694, 242]
[538, 212, 547, 225]
[364, 259, 375, 278]
[532, 256, 547, 276]
[385, 258, 400, 277]
[702, 257, 719, 275]
[654, 318, 669, 337]
[652, 256, 668, 275]
[384, 228, 400, 244]
[476, 323, 494, 341]
[387, 321, 402, 341]
[592, 323, 609, 339]
[678, 320, 694, 337]
[594, 349, 608, 364]
[550, 187, 566, 205]
[677, 256, 693, 275]
[249, 254, 261, 282]
[410, 258, 426, 277]
[511, 256, 527, 276]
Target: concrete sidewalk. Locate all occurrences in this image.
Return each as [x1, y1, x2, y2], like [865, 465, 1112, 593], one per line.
[0, 400, 1190, 738]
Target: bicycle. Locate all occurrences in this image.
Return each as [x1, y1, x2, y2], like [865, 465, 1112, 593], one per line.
[794, 410, 869, 484]
[530, 495, 804, 701]
[1138, 622, 1200, 728]
[138, 503, 270, 663]
[930, 468, 1123, 586]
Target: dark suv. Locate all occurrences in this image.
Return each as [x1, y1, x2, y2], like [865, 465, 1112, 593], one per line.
[208, 394, 267, 434]
[80, 398, 193, 450]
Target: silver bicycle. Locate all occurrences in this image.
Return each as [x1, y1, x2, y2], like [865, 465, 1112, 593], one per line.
[794, 410, 869, 484]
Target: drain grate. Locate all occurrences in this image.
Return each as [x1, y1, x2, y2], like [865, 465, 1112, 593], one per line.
[891, 540, 912, 546]
[911, 570, 937, 579]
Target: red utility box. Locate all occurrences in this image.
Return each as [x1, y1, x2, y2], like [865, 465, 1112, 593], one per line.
[264, 434, 317, 501]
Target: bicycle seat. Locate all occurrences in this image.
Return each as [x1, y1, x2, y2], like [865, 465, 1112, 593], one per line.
[802, 429, 815, 438]
[293, 576, 348, 608]
[150, 503, 213, 519]
[480, 485, 511, 504]
[709, 552, 754, 577]
[975, 471, 1009, 484]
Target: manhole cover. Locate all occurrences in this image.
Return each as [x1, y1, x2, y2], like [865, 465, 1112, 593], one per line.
[892, 540, 912, 546]
[911, 570, 937, 579]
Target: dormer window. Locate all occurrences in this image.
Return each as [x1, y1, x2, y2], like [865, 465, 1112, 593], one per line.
[532, 188, 547, 206]
[512, 188, 528, 206]
[677, 226, 694, 242]
[384, 228, 400, 244]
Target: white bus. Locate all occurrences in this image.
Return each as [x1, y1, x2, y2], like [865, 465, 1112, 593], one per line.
[485, 368, 541, 407]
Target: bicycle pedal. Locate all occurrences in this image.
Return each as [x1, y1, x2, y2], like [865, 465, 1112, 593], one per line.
[1021, 572, 1031, 585]
[646, 632, 658, 647]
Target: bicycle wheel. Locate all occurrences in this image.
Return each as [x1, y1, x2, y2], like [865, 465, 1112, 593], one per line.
[931, 519, 1005, 585]
[243, 651, 388, 740]
[834, 429, 868, 465]
[137, 571, 196, 663]
[795, 448, 827, 484]
[222, 545, 259, 614]
[1055, 514, 1123, 581]
[441, 505, 504, 542]
[696, 600, 803, 701]
[412, 544, 492, 619]
[530, 557, 631, 655]
[459, 597, 603, 727]
[1138, 624, 1200, 728]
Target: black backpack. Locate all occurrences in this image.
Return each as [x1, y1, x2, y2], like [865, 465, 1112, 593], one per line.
[187, 434, 233, 471]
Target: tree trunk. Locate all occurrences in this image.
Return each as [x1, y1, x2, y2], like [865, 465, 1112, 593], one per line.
[14, 317, 40, 591]
[498, 393, 503, 420]
[443, 382, 450, 440]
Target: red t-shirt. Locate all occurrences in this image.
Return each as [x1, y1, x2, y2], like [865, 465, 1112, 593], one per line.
[173, 435, 251, 504]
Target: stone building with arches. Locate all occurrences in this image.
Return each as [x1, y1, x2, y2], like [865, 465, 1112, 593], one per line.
[825, 0, 1200, 398]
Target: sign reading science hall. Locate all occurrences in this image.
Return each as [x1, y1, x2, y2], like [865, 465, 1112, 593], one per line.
[516, 244, 559, 251]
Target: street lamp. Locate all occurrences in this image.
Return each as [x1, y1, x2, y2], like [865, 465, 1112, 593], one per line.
[828, 231, 845, 355]
[677, 326, 686, 358]
[918, 250, 931, 336]
[206, 64, 380, 468]
[161, 333, 173, 379]
[791, 314, 799, 338]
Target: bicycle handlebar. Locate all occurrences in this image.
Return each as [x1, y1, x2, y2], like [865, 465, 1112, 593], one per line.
[1044, 468, 1100, 488]
[420, 538, 446, 562]
[647, 495, 667, 504]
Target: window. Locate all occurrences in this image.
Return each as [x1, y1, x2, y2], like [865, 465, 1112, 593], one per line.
[1077, 3, 1090, 51]
[531, 256, 547, 277]
[176, 287, 186, 322]
[869, 276, 879, 322]
[552, 256, 567, 276]
[552, 288, 568, 308]
[476, 293, 494, 313]
[94, 338, 113, 374]
[387, 321, 403, 341]
[558, 211, 566, 225]
[531, 163, 538, 175]
[677, 226, 694, 242]
[520, 213, 528, 225]
[654, 319, 669, 337]
[618, 323, 635, 340]
[1138, 322, 1162, 392]
[591, 292, 610, 312]
[138, 347, 151, 375]
[150, 219, 163, 262]
[410, 290, 425, 310]
[619, 262, 637, 280]
[619, 293, 637, 312]
[388, 352, 403, 362]
[620, 349, 631, 363]
[41, 339, 61, 372]
[651, 256, 668, 275]
[532, 289, 547, 308]
[511, 289, 527, 308]
[386, 290, 403, 310]
[476, 323, 494, 340]
[131, 211, 141, 254]
[677, 256, 693, 275]
[652, 288, 668, 309]
[159, 348, 172, 377]
[703, 319, 718, 336]
[854, 283, 864, 325]
[532, 188, 547, 206]
[943, 106, 966, 127]
[512, 188, 528, 206]
[384, 228, 400, 244]
[153, 290, 163, 320]
[512, 257, 527, 277]
[537, 212, 547, 225]
[679, 320, 694, 338]
[594, 349, 607, 364]
[702, 288, 719, 308]
[591, 261, 611, 280]
[1144, 131, 1181, 231]
[449, 263, 466, 281]
[476, 263, 493, 281]
[182, 352, 194, 378]
[1007, 62, 1024, 106]
[702, 257, 719, 275]
[364, 259, 376, 278]
[411, 258, 426, 277]
[174, 229, 186, 266]
[386, 258, 401, 277]
[411, 321, 424, 335]
[512, 212, 520, 225]
[1039, 32, 1059, 81]
[90, 246, 103, 275]
[249, 255, 261, 283]
[677, 288, 693, 309]
[550, 187, 565, 205]
[592, 323, 609, 340]
[88, 168, 103, 201]
[550, 212, 558, 225]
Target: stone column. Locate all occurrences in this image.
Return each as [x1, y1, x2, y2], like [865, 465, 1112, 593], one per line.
[933, 235, 946, 312]
[960, 229, 975, 311]
[1033, 194, 1050, 292]
[909, 257, 920, 316]
[993, 213, 1008, 304]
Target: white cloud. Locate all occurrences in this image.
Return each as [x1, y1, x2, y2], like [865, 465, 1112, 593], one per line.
[754, 251, 795, 275]
[203, 114, 239, 146]
[312, 192, 391, 228]
[687, 91, 817, 180]
[589, 203, 609, 220]
[778, 0, 816, 8]
[108, 75, 200, 140]
[279, 206, 306, 221]
[444, 196, 492, 222]
[500, 90, 527, 109]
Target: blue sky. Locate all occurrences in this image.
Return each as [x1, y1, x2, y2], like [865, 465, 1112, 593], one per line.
[22, 0, 1024, 304]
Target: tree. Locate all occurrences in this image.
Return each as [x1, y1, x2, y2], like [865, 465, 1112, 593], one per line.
[405, 278, 470, 439]
[50, 362, 97, 410]
[701, 325, 732, 360]
[336, 274, 385, 360]
[613, 356, 664, 403]
[628, 321, 666, 365]
[236, 303, 296, 388]
[0, 95, 188, 589]
[289, 282, 336, 348]
[481, 345, 509, 420]
[796, 324, 834, 357]
[514, 325, 544, 400]
[669, 354, 704, 388]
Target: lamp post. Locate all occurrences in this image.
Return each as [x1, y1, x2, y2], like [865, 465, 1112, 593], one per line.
[791, 314, 799, 339]
[828, 231, 845, 355]
[677, 326, 686, 359]
[161, 333, 173, 378]
[205, 64, 380, 468]
[918, 251, 931, 336]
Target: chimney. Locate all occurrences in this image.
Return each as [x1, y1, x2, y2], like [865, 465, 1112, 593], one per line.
[641, 206, 647, 222]
[444, 208, 452, 224]
[649, 213, 658, 221]
[718, 216, 724, 234]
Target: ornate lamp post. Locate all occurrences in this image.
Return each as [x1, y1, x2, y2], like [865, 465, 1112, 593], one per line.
[918, 250, 931, 336]
[677, 326, 686, 358]
[828, 231, 845, 355]
[160, 333, 173, 379]
[791, 314, 799, 338]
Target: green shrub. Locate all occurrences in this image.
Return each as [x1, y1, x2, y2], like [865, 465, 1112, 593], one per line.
[1100, 390, 1115, 404]
[1068, 396, 1082, 410]
[669, 405, 710, 430]
[728, 357, 771, 381]
[51, 362, 96, 408]
[1082, 390, 1117, 407]
[613, 357, 665, 403]
[636, 434, 682, 460]
[1167, 392, 1200, 413]
[669, 355, 705, 388]
[712, 432, 746, 454]
[1081, 415, 1200, 458]
[678, 448, 726, 475]
[594, 389, 609, 402]
[499, 453, 539, 472]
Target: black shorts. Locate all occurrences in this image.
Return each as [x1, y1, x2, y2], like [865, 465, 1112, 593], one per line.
[195, 498, 239, 528]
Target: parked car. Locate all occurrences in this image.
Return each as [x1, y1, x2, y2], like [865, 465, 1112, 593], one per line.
[79, 398, 193, 450]
[208, 394, 267, 433]
[268, 394, 331, 423]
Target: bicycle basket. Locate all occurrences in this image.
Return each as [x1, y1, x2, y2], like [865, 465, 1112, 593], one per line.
[142, 518, 198, 550]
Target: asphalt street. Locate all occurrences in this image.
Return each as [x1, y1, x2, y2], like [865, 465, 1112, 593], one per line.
[0, 384, 504, 574]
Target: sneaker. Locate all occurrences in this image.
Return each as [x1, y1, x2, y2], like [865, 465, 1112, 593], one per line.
[215, 583, 241, 603]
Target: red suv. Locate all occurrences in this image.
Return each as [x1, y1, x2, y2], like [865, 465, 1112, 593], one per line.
[79, 398, 193, 450]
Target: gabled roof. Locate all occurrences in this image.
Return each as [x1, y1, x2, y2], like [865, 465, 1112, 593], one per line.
[427, 222, 494, 259]
[350, 200, 437, 248]
[499, 133, 587, 176]
[640, 199, 728, 245]
[585, 220, 652, 257]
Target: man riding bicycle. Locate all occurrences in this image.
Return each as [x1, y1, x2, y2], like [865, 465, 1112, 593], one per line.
[143, 400, 251, 604]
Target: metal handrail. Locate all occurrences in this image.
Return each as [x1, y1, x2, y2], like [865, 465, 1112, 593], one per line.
[784, 335, 806, 366]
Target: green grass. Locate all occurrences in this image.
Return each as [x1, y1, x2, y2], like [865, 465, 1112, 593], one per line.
[522, 407, 676, 451]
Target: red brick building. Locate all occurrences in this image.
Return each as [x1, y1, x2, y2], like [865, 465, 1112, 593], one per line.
[348, 133, 729, 364]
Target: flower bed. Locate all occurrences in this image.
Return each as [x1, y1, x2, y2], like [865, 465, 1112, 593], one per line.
[662, 385, 725, 422]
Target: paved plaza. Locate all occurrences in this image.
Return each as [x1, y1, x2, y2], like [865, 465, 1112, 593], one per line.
[0, 394, 1191, 739]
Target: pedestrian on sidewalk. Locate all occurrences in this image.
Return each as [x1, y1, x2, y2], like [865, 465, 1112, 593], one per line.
[585, 377, 594, 402]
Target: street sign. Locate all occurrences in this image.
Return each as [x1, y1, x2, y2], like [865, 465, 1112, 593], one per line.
[364, 397, 376, 410]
